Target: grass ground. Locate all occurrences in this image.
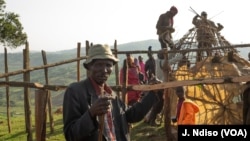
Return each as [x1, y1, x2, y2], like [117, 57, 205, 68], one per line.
[0, 110, 166, 141]
[131, 121, 166, 141]
[0, 113, 64, 141]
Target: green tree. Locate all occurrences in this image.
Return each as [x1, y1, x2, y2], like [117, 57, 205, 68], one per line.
[0, 0, 27, 49]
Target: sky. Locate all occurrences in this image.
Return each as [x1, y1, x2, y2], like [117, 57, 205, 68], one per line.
[2, 0, 250, 53]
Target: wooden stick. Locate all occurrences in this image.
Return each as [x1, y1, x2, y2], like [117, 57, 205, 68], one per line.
[189, 6, 199, 16]
[1, 75, 250, 92]
[98, 87, 105, 141]
[131, 75, 250, 91]
[121, 59, 128, 104]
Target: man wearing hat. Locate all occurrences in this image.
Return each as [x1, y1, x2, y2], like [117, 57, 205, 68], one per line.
[63, 44, 159, 141]
[156, 6, 178, 49]
[174, 86, 199, 125]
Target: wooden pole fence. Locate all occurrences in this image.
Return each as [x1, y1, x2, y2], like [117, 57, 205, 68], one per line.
[4, 47, 11, 133]
[41, 50, 54, 134]
[114, 44, 250, 54]
[1, 75, 250, 92]
[23, 42, 33, 141]
[0, 56, 88, 78]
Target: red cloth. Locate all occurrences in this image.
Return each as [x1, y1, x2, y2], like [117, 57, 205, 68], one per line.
[89, 77, 116, 140]
[139, 61, 146, 81]
[119, 67, 142, 105]
[169, 17, 174, 27]
[89, 77, 112, 95]
[107, 112, 115, 140]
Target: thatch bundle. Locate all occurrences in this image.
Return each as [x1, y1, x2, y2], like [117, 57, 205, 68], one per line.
[173, 54, 250, 124]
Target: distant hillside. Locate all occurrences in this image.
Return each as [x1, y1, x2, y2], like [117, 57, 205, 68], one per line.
[114, 39, 161, 51]
[0, 39, 160, 107]
[0, 39, 161, 76]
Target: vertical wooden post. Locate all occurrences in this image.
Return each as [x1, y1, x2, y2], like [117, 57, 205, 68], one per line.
[114, 40, 120, 98]
[41, 50, 54, 133]
[4, 47, 11, 133]
[163, 48, 174, 141]
[77, 42, 81, 82]
[23, 41, 33, 141]
[35, 89, 47, 141]
[85, 41, 90, 77]
[121, 59, 128, 104]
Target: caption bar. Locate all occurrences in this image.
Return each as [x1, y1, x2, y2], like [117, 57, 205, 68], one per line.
[178, 125, 250, 140]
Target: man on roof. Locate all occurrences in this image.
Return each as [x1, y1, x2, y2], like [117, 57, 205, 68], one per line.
[192, 11, 224, 61]
[156, 6, 178, 49]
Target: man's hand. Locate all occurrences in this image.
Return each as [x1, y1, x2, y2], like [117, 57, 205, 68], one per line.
[171, 117, 177, 123]
[89, 95, 113, 118]
[148, 76, 162, 85]
[166, 26, 175, 33]
[217, 23, 223, 27]
[217, 23, 224, 31]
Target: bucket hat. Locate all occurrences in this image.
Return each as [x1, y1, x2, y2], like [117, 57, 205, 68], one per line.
[83, 44, 119, 69]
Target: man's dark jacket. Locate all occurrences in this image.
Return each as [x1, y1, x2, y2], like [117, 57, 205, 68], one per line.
[63, 78, 158, 141]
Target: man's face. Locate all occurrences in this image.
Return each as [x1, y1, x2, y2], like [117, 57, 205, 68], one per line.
[139, 56, 143, 62]
[170, 10, 177, 17]
[201, 13, 207, 19]
[88, 59, 113, 85]
[148, 53, 153, 58]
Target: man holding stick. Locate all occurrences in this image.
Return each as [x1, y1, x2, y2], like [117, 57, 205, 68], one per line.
[63, 44, 159, 141]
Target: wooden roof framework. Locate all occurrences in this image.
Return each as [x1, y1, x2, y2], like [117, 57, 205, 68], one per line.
[164, 25, 250, 125]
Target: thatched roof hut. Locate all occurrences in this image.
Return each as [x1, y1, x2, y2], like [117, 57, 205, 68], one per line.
[168, 24, 250, 125]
